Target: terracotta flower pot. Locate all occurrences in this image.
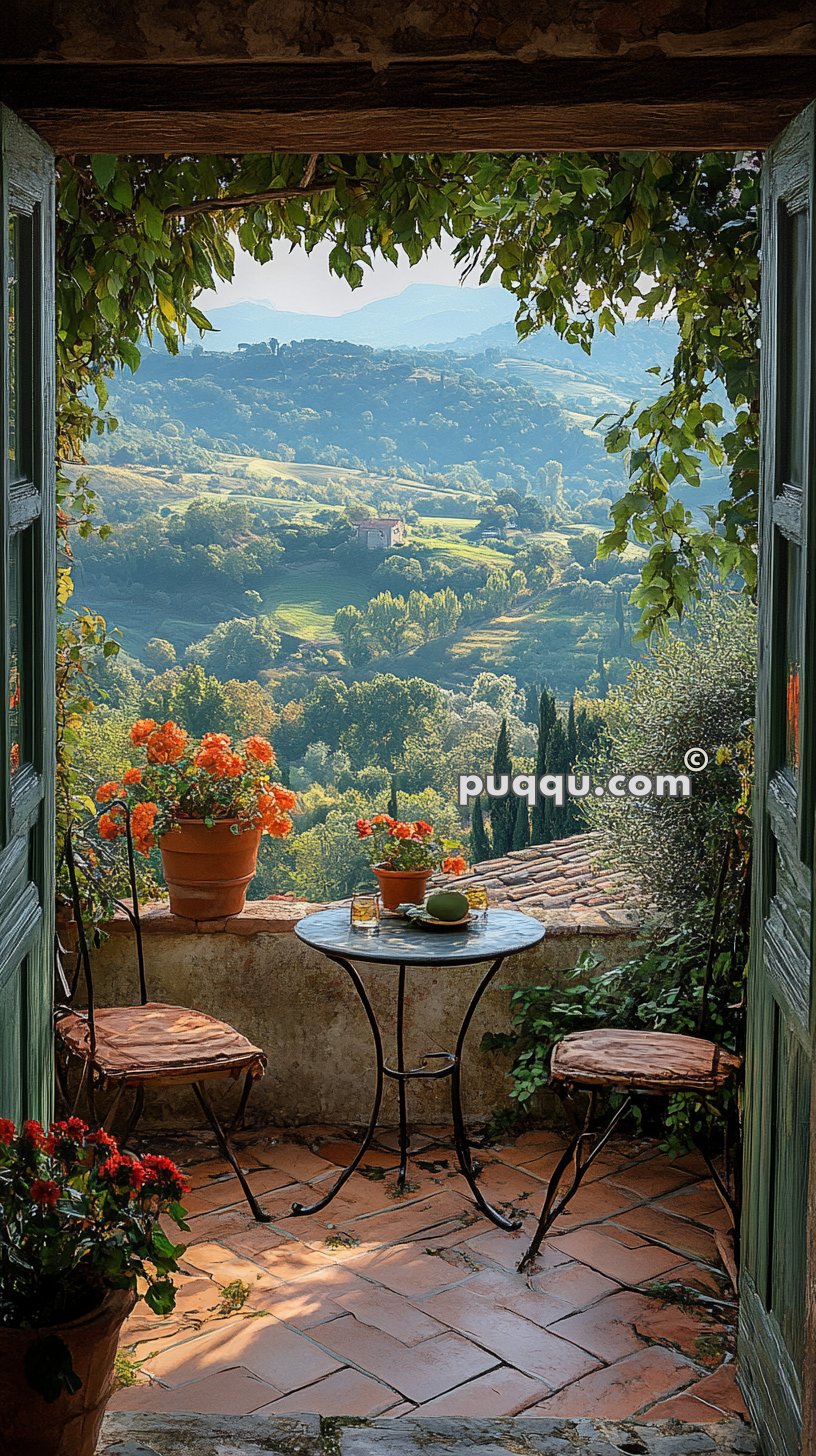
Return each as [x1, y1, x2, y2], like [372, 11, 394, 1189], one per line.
[373, 864, 432, 913]
[160, 817, 262, 920]
[0, 1288, 134, 1456]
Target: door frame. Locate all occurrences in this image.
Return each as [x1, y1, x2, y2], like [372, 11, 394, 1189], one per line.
[5, 56, 816, 1450]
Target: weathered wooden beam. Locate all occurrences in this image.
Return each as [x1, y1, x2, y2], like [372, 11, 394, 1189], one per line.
[2, 57, 814, 152]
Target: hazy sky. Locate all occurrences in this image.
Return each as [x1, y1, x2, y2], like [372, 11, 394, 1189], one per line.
[198, 238, 489, 316]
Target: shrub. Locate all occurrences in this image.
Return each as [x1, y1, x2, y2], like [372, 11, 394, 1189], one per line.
[583, 592, 755, 929]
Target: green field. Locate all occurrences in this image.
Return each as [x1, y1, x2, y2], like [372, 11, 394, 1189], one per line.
[261, 565, 370, 641]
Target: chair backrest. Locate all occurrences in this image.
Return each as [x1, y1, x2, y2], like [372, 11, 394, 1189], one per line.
[696, 830, 751, 1045]
[60, 802, 150, 1051]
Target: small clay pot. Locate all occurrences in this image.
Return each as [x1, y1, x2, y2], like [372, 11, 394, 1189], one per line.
[373, 864, 432, 913]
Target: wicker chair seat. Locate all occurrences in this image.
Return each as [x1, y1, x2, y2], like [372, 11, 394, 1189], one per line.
[551, 1027, 742, 1093]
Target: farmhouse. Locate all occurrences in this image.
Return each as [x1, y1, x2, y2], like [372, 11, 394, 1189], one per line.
[356, 516, 406, 549]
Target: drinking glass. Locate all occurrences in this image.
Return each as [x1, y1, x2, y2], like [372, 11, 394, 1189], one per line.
[465, 883, 489, 920]
[350, 892, 380, 932]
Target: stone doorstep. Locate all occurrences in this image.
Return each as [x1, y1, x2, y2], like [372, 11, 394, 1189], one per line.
[99, 1413, 757, 1455]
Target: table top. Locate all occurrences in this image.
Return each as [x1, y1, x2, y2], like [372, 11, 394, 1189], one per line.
[295, 905, 546, 966]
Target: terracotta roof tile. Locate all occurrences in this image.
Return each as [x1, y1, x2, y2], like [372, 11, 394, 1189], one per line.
[435, 833, 642, 934]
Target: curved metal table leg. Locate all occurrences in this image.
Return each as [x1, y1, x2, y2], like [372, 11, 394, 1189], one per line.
[292, 952, 385, 1216]
[451, 955, 521, 1231]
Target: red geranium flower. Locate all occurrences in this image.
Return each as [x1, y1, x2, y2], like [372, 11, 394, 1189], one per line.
[0, 1118, 15, 1146]
[141, 1153, 189, 1199]
[30, 1179, 60, 1209]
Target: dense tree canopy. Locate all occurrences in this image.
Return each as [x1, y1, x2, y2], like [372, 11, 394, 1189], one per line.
[58, 150, 758, 634]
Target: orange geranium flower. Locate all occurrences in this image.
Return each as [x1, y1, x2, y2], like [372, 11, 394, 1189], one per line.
[245, 735, 276, 765]
[122, 767, 142, 786]
[273, 786, 297, 812]
[131, 801, 158, 855]
[257, 790, 294, 838]
[442, 855, 467, 876]
[146, 721, 188, 765]
[130, 719, 157, 746]
[356, 818, 373, 837]
[371, 814, 395, 826]
[96, 781, 121, 804]
[98, 809, 125, 841]
[393, 822, 414, 839]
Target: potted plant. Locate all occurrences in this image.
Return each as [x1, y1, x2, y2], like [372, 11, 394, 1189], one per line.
[356, 814, 467, 912]
[0, 1116, 188, 1456]
[95, 721, 297, 919]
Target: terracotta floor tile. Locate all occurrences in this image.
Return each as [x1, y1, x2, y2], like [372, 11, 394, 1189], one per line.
[632, 1301, 731, 1364]
[645, 1362, 749, 1421]
[248, 1139, 337, 1182]
[258, 1365, 401, 1416]
[338, 1190, 481, 1247]
[528, 1345, 700, 1419]
[544, 1179, 643, 1233]
[463, 1226, 564, 1274]
[615, 1203, 720, 1262]
[335, 1282, 450, 1344]
[122, 1128, 745, 1424]
[661, 1260, 729, 1296]
[529, 1259, 621, 1311]
[143, 1314, 342, 1391]
[421, 1267, 577, 1329]
[492, 1131, 567, 1167]
[180, 1207, 257, 1244]
[260, 1267, 370, 1327]
[608, 1156, 697, 1198]
[548, 1290, 659, 1361]
[414, 1365, 545, 1415]
[353, 1245, 475, 1296]
[464, 1160, 554, 1206]
[546, 1225, 686, 1285]
[311, 1316, 497, 1402]
[248, 1241, 338, 1280]
[419, 1284, 600, 1387]
[109, 1366, 281, 1415]
[318, 1139, 403, 1170]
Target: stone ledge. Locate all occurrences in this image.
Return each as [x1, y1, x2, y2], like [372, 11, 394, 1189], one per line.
[106, 896, 639, 939]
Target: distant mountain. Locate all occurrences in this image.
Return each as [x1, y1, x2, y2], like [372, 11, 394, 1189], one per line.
[436, 315, 680, 392]
[193, 283, 517, 352]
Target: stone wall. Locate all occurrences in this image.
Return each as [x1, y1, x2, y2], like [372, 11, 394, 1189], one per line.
[86, 898, 639, 1129]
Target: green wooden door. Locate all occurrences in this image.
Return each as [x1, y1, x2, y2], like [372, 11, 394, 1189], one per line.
[740, 102, 815, 1455]
[0, 108, 56, 1125]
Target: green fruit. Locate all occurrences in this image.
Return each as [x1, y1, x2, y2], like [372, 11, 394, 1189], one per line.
[426, 890, 469, 922]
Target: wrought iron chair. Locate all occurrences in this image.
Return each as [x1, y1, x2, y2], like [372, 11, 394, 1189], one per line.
[54, 804, 272, 1222]
[518, 836, 748, 1274]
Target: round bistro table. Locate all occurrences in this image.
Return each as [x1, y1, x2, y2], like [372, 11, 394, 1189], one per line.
[294, 905, 545, 1230]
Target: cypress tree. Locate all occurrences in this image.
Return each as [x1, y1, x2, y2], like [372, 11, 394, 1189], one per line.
[523, 682, 539, 725]
[387, 774, 399, 821]
[512, 794, 530, 851]
[470, 795, 492, 863]
[531, 687, 557, 845]
[542, 717, 569, 843]
[489, 716, 514, 856]
[567, 695, 578, 763]
[615, 589, 626, 648]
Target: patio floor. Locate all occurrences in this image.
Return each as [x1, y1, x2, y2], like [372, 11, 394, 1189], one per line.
[111, 1125, 748, 1425]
